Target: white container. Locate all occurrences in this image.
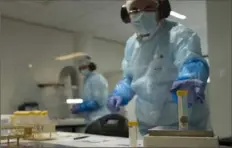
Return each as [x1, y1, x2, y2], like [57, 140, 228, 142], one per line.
[128, 121, 138, 147]
[1, 115, 11, 136]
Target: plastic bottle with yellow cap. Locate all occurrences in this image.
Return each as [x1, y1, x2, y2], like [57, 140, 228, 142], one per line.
[177, 90, 189, 130]
[128, 121, 138, 147]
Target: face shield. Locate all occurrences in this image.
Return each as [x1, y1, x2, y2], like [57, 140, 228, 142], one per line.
[78, 56, 91, 71]
[72, 53, 91, 71]
[120, 0, 171, 24]
[121, 0, 158, 24]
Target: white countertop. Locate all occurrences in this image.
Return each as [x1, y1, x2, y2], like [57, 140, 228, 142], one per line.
[40, 132, 143, 147]
[32, 132, 231, 148]
[1, 132, 230, 147]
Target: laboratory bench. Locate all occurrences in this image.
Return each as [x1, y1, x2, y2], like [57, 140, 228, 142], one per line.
[1, 114, 231, 147]
[1, 132, 231, 148]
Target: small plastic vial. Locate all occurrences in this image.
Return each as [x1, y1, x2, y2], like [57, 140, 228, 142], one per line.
[14, 111, 24, 125]
[31, 110, 39, 125]
[31, 110, 41, 132]
[33, 110, 41, 124]
[22, 111, 30, 125]
[28, 111, 33, 125]
[41, 111, 49, 124]
[128, 121, 138, 147]
[177, 90, 189, 130]
[14, 111, 23, 125]
[10, 115, 15, 125]
[38, 111, 44, 132]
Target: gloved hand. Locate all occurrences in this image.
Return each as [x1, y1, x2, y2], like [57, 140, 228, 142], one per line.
[107, 96, 123, 112]
[170, 79, 205, 108]
[71, 104, 80, 114]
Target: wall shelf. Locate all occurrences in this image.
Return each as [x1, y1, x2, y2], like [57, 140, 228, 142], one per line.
[37, 83, 64, 88]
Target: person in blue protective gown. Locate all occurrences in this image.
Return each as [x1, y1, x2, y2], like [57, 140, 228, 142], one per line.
[71, 58, 110, 124]
[107, 0, 210, 135]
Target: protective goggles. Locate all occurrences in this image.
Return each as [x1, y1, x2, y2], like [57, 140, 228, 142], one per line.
[78, 65, 89, 71]
[121, 0, 159, 24]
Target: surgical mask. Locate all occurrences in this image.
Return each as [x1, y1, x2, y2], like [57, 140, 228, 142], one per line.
[80, 69, 90, 76]
[130, 12, 158, 37]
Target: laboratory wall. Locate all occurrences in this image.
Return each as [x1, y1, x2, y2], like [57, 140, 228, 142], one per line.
[206, 0, 232, 138]
[0, 17, 126, 116]
[73, 34, 125, 74]
[0, 18, 74, 114]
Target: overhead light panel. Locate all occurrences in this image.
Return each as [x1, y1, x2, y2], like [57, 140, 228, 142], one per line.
[170, 11, 186, 20]
[66, 99, 83, 104]
[55, 52, 88, 61]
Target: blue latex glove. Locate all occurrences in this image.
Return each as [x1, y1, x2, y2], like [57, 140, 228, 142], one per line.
[107, 77, 135, 112]
[71, 104, 80, 114]
[170, 79, 205, 108]
[71, 100, 100, 114]
[107, 96, 123, 112]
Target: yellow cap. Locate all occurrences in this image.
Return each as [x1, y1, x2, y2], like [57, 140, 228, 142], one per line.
[30, 111, 36, 115]
[14, 111, 30, 116]
[128, 121, 138, 126]
[23, 111, 30, 116]
[177, 90, 188, 96]
[14, 111, 19, 115]
[31, 110, 41, 115]
[41, 111, 48, 115]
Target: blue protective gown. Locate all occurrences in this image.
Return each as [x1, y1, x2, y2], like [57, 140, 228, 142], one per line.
[113, 20, 210, 135]
[76, 72, 110, 124]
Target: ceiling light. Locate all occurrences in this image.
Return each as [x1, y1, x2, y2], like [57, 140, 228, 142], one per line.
[66, 98, 83, 104]
[28, 64, 33, 68]
[55, 52, 88, 61]
[170, 11, 186, 20]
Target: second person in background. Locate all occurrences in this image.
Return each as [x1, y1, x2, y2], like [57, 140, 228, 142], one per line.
[71, 56, 110, 124]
